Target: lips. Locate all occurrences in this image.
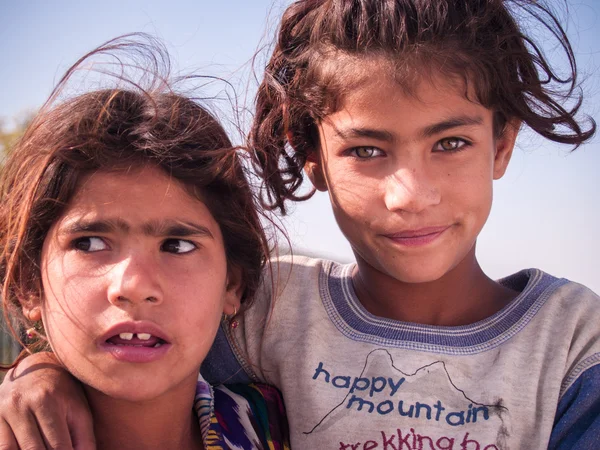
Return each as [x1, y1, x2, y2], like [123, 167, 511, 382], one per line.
[383, 226, 451, 247]
[106, 332, 165, 348]
[99, 322, 171, 363]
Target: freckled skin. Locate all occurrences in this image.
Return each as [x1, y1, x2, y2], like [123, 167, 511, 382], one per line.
[306, 67, 519, 324]
[39, 166, 239, 403]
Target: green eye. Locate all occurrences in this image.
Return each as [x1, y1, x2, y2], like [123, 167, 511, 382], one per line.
[357, 148, 373, 158]
[351, 147, 384, 158]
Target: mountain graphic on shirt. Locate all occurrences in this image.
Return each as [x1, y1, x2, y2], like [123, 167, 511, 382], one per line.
[305, 348, 510, 447]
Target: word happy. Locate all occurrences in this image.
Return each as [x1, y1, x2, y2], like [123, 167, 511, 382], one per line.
[313, 362, 491, 426]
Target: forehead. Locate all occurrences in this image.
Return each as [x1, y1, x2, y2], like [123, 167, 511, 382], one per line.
[318, 53, 477, 112]
[57, 166, 218, 230]
[74, 166, 189, 203]
[320, 60, 492, 137]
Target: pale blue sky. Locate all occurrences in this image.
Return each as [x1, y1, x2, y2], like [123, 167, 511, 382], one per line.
[1, 0, 598, 292]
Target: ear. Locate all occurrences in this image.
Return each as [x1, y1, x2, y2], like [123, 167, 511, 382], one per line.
[287, 130, 328, 192]
[22, 303, 42, 322]
[493, 120, 520, 180]
[304, 151, 328, 192]
[222, 265, 243, 316]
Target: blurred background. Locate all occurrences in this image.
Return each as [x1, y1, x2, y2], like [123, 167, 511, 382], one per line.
[1, 0, 599, 367]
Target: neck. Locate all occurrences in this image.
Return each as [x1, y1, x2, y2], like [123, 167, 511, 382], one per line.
[352, 246, 517, 326]
[85, 380, 203, 450]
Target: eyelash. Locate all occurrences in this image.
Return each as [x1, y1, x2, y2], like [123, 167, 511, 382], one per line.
[72, 236, 107, 252]
[71, 237, 198, 254]
[432, 137, 471, 152]
[347, 147, 386, 159]
[160, 239, 197, 254]
[347, 137, 471, 159]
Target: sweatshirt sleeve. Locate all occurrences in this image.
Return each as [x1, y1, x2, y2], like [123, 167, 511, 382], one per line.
[549, 359, 600, 449]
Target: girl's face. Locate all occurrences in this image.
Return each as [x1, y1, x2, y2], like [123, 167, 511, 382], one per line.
[306, 66, 517, 284]
[36, 165, 240, 402]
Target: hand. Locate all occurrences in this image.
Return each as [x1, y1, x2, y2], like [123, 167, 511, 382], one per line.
[0, 352, 96, 450]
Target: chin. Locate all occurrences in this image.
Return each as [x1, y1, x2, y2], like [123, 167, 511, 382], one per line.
[86, 380, 173, 403]
[392, 271, 448, 285]
[382, 260, 455, 285]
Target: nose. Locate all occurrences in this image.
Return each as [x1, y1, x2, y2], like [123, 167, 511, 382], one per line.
[107, 253, 163, 307]
[383, 164, 441, 213]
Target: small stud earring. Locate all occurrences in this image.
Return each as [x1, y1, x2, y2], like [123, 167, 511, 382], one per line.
[26, 328, 37, 339]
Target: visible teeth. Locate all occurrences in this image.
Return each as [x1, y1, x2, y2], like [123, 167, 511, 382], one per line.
[119, 333, 134, 341]
[137, 333, 152, 340]
[153, 342, 162, 348]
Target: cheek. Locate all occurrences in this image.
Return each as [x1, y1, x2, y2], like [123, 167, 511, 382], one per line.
[164, 259, 229, 319]
[41, 286, 95, 361]
[175, 279, 226, 319]
[326, 164, 380, 218]
[443, 169, 493, 225]
[43, 258, 105, 314]
[443, 153, 494, 199]
[174, 278, 227, 357]
[41, 255, 106, 347]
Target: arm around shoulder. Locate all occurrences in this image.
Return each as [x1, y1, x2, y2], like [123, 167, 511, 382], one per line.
[0, 352, 95, 450]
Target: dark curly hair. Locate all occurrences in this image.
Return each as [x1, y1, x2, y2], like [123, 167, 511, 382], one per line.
[250, 0, 596, 213]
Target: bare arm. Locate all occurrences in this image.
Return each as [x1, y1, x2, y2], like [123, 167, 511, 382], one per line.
[0, 352, 96, 450]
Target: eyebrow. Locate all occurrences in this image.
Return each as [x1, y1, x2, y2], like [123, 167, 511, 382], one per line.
[334, 127, 396, 143]
[419, 115, 484, 138]
[142, 220, 214, 239]
[333, 115, 484, 143]
[60, 218, 214, 239]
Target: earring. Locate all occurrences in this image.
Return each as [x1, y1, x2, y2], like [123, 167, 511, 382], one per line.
[229, 306, 239, 329]
[26, 327, 38, 339]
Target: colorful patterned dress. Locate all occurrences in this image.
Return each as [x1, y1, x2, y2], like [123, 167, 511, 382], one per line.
[194, 375, 290, 450]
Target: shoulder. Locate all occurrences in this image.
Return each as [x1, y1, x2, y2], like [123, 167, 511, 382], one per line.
[541, 273, 600, 308]
[500, 268, 600, 323]
[550, 278, 600, 394]
[501, 271, 600, 448]
[268, 252, 339, 279]
[212, 383, 290, 449]
[195, 378, 290, 449]
[518, 271, 600, 390]
[532, 272, 600, 341]
[261, 252, 352, 304]
[500, 269, 600, 386]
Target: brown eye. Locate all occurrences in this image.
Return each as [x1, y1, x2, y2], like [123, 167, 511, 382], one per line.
[161, 239, 196, 254]
[440, 138, 460, 150]
[351, 147, 383, 158]
[434, 138, 468, 152]
[73, 237, 107, 252]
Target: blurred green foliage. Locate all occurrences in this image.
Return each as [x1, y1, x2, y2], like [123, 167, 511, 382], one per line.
[0, 112, 33, 159]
